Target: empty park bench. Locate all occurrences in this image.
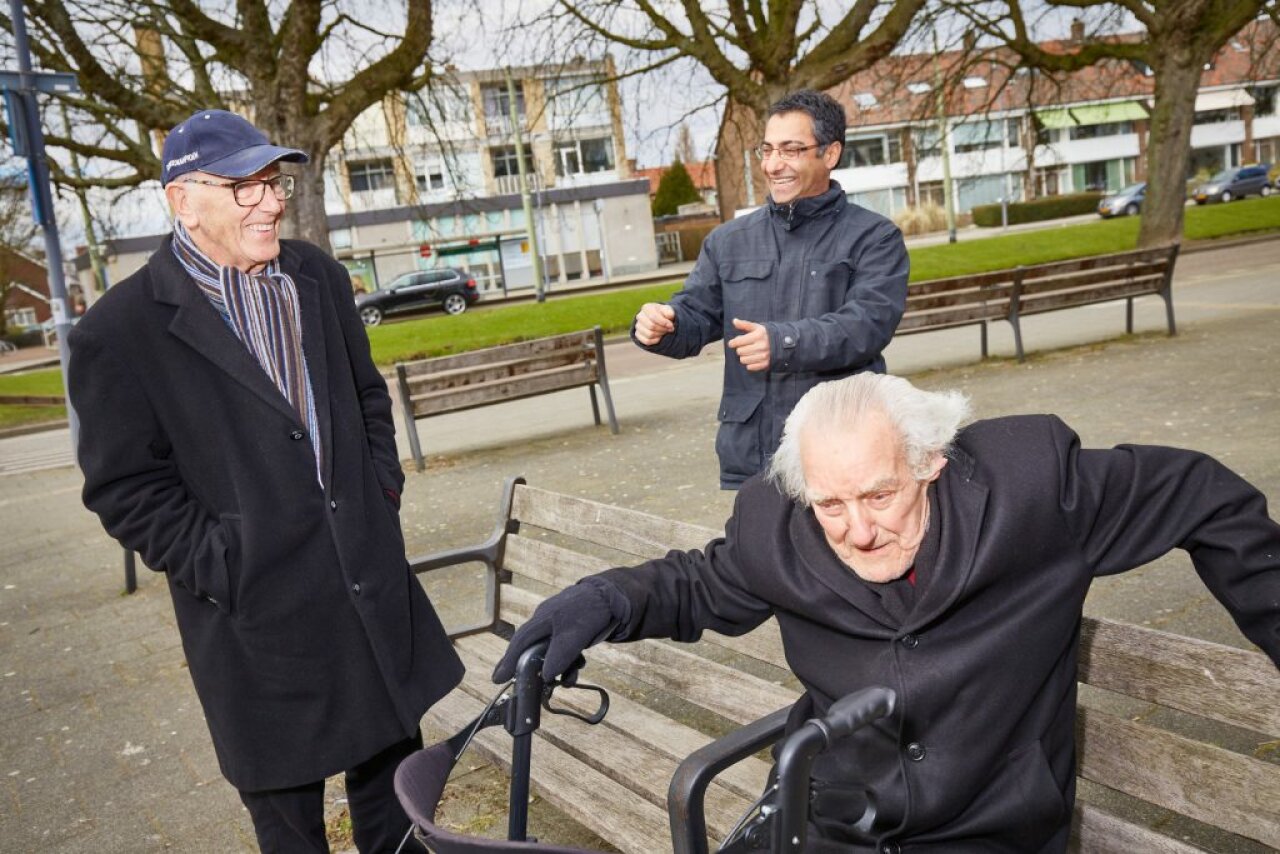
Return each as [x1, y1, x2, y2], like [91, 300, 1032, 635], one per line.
[897, 244, 1180, 362]
[394, 327, 619, 471]
[411, 478, 1280, 853]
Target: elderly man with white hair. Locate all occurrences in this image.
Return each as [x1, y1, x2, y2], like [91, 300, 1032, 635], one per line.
[494, 373, 1280, 852]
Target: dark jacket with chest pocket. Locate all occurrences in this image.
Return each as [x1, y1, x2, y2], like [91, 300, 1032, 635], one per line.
[68, 237, 464, 792]
[590, 415, 1280, 851]
[633, 182, 908, 488]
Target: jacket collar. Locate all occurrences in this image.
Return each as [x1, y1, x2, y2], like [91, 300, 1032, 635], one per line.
[767, 180, 846, 232]
[147, 237, 332, 480]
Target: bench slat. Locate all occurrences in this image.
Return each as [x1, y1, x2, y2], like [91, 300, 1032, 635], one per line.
[904, 289, 1011, 314]
[400, 330, 594, 377]
[1077, 706, 1280, 846]
[462, 632, 774, 802]
[513, 484, 719, 559]
[1079, 617, 1280, 734]
[896, 303, 1007, 332]
[502, 586, 799, 725]
[411, 363, 599, 417]
[426, 684, 675, 853]
[406, 349, 593, 392]
[1020, 260, 1167, 292]
[1071, 803, 1205, 853]
[1017, 273, 1165, 304]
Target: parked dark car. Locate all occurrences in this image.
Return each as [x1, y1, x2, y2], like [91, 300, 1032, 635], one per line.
[355, 268, 478, 326]
[1192, 163, 1273, 204]
[1097, 182, 1146, 217]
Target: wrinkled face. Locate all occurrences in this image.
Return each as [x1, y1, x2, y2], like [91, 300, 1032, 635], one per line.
[166, 166, 284, 273]
[761, 111, 842, 205]
[801, 412, 946, 583]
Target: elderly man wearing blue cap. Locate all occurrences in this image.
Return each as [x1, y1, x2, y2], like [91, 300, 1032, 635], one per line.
[67, 110, 462, 852]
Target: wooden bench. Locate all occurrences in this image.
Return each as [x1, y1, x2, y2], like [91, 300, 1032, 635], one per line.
[394, 327, 619, 471]
[897, 244, 1180, 362]
[411, 479, 1280, 854]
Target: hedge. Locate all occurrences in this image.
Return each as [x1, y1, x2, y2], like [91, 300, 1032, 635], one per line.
[971, 192, 1104, 227]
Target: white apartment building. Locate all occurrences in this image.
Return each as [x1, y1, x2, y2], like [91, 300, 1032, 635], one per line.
[325, 58, 658, 294]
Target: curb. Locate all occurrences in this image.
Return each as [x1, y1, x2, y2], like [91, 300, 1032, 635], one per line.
[0, 419, 68, 440]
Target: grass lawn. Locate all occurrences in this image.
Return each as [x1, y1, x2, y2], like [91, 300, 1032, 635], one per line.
[0, 367, 67, 430]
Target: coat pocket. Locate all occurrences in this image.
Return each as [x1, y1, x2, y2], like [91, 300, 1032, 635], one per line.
[720, 260, 775, 321]
[715, 394, 764, 482]
[200, 513, 241, 616]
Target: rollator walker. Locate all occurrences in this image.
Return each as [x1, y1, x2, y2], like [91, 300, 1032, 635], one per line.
[394, 641, 896, 854]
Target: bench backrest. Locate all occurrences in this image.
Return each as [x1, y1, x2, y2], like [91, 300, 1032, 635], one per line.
[494, 483, 1280, 850]
[898, 244, 1178, 334]
[396, 328, 604, 419]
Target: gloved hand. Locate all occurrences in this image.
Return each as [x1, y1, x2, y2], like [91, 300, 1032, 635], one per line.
[492, 578, 628, 683]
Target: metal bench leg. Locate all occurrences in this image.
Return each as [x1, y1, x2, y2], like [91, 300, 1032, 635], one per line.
[980, 321, 989, 360]
[592, 326, 620, 435]
[395, 363, 426, 472]
[589, 384, 602, 426]
[1126, 297, 1134, 335]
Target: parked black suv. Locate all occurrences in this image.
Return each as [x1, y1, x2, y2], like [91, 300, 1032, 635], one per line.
[355, 267, 478, 326]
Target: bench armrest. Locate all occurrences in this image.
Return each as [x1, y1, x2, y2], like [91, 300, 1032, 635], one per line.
[668, 705, 791, 854]
[406, 476, 525, 639]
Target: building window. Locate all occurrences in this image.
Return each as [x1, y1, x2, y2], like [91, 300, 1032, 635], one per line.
[417, 157, 448, 192]
[1034, 167, 1062, 197]
[407, 85, 473, 127]
[4, 307, 37, 328]
[917, 180, 945, 207]
[952, 120, 1003, 153]
[1068, 121, 1135, 140]
[482, 84, 525, 122]
[839, 133, 903, 168]
[555, 138, 615, 176]
[548, 75, 608, 123]
[1195, 108, 1239, 125]
[491, 145, 535, 178]
[1249, 85, 1277, 117]
[348, 159, 395, 193]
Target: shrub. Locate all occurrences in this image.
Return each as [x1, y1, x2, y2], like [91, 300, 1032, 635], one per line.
[971, 193, 1103, 227]
[892, 203, 949, 237]
[652, 159, 702, 216]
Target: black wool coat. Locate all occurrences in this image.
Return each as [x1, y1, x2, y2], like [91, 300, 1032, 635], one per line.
[599, 415, 1280, 852]
[68, 238, 463, 792]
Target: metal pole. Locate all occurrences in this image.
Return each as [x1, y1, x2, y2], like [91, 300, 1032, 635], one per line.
[7, 0, 78, 441]
[933, 30, 957, 244]
[506, 69, 545, 302]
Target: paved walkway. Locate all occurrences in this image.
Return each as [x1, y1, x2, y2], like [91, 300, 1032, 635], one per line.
[1, 240, 1277, 851]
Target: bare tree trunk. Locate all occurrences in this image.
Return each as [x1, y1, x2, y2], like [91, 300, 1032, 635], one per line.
[1139, 53, 1202, 248]
[285, 153, 333, 256]
[715, 97, 767, 220]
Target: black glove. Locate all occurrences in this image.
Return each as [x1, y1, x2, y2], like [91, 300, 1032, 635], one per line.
[492, 578, 629, 683]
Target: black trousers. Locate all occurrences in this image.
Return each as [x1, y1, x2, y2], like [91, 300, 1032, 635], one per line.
[239, 732, 425, 854]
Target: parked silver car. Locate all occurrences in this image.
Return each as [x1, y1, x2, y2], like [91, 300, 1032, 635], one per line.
[1097, 182, 1146, 217]
[1192, 163, 1273, 204]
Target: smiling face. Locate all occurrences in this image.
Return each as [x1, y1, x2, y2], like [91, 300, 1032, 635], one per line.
[801, 411, 946, 583]
[166, 166, 285, 273]
[761, 111, 843, 205]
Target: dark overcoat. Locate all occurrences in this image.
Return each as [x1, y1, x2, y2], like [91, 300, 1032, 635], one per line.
[599, 415, 1280, 852]
[67, 238, 463, 792]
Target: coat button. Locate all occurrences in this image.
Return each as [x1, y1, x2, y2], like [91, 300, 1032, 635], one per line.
[330, 500, 338, 511]
[351, 582, 362, 595]
[906, 742, 926, 761]
[900, 634, 919, 649]
[289, 430, 304, 440]
[881, 842, 900, 854]
[783, 336, 794, 346]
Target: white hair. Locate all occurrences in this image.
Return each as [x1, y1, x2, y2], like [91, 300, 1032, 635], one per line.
[767, 374, 972, 504]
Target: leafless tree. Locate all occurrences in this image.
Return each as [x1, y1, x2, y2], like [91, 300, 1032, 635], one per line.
[1, 0, 443, 252]
[947, 1, 1278, 248]
[514, 0, 929, 217]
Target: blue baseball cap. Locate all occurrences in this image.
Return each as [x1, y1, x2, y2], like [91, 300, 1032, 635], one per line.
[161, 109, 308, 185]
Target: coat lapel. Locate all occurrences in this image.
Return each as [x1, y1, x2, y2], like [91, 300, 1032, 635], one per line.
[149, 237, 304, 427]
[280, 245, 334, 486]
[907, 450, 989, 630]
[791, 509, 901, 633]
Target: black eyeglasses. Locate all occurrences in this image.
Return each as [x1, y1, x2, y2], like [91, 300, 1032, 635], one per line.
[181, 174, 295, 206]
[752, 144, 828, 162]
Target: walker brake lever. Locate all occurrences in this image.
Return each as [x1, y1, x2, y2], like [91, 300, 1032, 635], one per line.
[541, 679, 610, 725]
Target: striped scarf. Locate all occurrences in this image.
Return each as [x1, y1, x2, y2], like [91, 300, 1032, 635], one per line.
[171, 221, 323, 486]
